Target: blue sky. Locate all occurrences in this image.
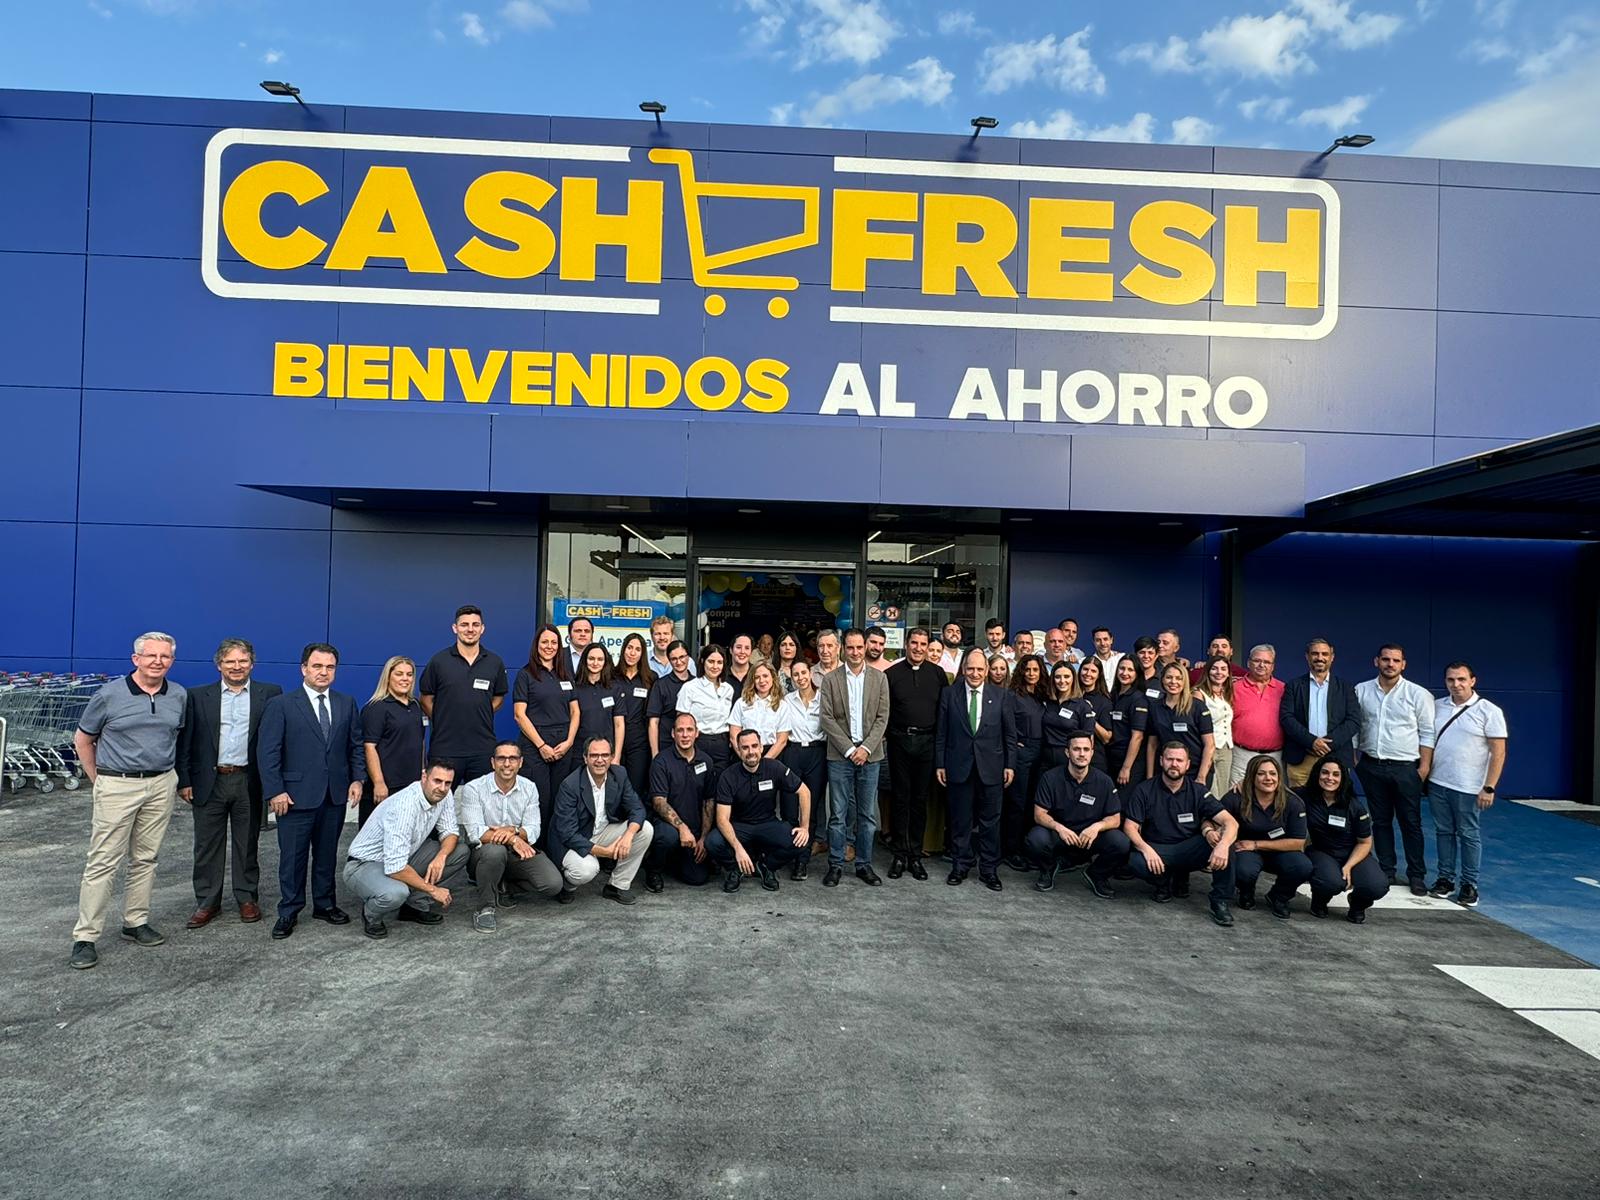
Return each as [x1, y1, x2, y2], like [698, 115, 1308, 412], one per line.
[5, 1, 1599, 165]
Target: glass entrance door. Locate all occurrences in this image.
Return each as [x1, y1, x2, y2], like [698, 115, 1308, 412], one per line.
[695, 558, 857, 652]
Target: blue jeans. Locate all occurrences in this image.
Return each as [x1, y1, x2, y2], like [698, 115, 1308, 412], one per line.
[827, 758, 881, 869]
[1429, 783, 1483, 887]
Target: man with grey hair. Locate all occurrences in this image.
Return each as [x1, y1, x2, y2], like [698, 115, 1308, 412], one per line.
[813, 630, 841, 679]
[69, 632, 188, 970]
[1229, 643, 1285, 789]
[177, 637, 283, 928]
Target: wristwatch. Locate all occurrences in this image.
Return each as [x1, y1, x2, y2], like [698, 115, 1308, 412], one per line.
[1482, 785, 1496, 794]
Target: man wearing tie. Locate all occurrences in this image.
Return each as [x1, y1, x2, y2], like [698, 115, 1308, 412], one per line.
[176, 638, 283, 928]
[936, 647, 1015, 891]
[258, 642, 365, 940]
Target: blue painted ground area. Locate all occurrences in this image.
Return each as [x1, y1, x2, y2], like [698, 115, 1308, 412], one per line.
[1432, 799, 1600, 966]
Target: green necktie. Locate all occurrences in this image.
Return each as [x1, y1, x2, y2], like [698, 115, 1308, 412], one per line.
[968, 687, 979, 733]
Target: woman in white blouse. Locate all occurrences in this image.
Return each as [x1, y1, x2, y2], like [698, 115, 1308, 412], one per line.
[775, 659, 826, 875]
[676, 644, 735, 777]
[1197, 656, 1237, 800]
[729, 662, 785, 756]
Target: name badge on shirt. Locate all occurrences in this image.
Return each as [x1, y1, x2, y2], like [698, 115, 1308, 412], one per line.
[634, 687, 648, 698]
[473, 677, 492, 691]
[1078, 795, 1096, 805]
[559, 681, 573, 691]
[601, 696, 615, 708]
[1328, 814, 1347, 828]
[758, 779, 774, 791]
[1177, 812, 1195, 824]
[1058, 707, 1073, 719]
[1146, 687, 1161, 698]
[1173, 721, 1188, 732]
[1111, 712, 1124, 722]
[1268, 827, 1285, 839]
[693, 762, 708, 775]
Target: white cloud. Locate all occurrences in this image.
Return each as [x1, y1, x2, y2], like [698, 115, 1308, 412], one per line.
[802, 55, 953, 124]
[1171, 115, 1219, 144]
[1475, 0, 1516, 32]
[87, 1, 113, 18]
[937, 10, 978, 37]
[978, 29, 1105, 95]
[769, 102, 795, 124]
[500, 0, 552, 29]
[1408, 48, 1600, 165]
[261, 48, 283, 65]
[459, 11, 492, 44]
[1465, 37, 1514, 63]
[1118, 35, 1197, 73]
[1007, 109, 1155, 144]
[1239, 94, 1294, 120]
[1197, 12, 1317, 79]
[1294, 92, 1372, 130]
[1415, 0, 1439, 20]
[796, 0, 899, 68]
[1288, 0, 1403, 50]
[1517, 31, 1583, 78]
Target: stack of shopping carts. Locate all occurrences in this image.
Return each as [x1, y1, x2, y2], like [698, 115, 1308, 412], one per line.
[0, 674, 110, 794]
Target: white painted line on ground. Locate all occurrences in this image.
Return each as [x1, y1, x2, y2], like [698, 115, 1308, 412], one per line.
[1512, 1010, 1600, 1061]
[1576, 877, 1600, 889]
[1436, 965, 1600, 1009]
[1326, 890, 1467, 912]
[1512, 799, 1595, 812]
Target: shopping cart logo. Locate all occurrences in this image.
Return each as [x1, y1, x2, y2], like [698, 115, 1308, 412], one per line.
[204, 128, 1338, 340]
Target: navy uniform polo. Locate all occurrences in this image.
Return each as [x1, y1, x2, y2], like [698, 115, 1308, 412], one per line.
[1223, 790, 1308, 842]
[1040, 697, 1096, 761]
[649, 746, 715, 829]
[1144, 698, 1214, 769]
[419, 645, 507, 760]
[1106, 691, 1150, 761]
[1306, 796, 1374, 858]
[715, 759, 802, 825]
[1124, 776, 1224, 843]
[1034, 764, 1120, 832]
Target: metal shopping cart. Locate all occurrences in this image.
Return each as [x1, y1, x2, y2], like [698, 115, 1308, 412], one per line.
[0, 674, 109, 794]
[648, 148, 820, 320]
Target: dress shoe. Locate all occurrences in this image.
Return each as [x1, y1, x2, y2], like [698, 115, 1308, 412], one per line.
[69, 941, 98, 970]
[1082, 870, 1116, 900]
[1035, 861, 1060, 892]
[1004, 854, 1030, 872]
[271, 917, 296, 940]
[644, 870, 665, 894]
[238, 901, 263, 923]
[397, 905, 443, 925]
[946, 869, 967, 886]
[312, 906, 351, 925]
[1235, 886, 1257, 911]
[722, 869, 742, 893]
[603, 883, 637, 905]
[856, 866, 883, 887]
[888, 855, 906, 879]
[757, 863, 780, 892]
[823, 865, 843, 888]
[556, 887, 576, 905]
[186, 907, 220, 930]
[362, 916, 387, 940]
[1269, 895, 1292, 920]
[1209, 899, 1235, 927]
[120, 923, 166, 947]
[496, 888, 521, 908]
[980, 874, 1003, 892]
[1408, 879, 1428, 897]
[907, 858, 929, 881]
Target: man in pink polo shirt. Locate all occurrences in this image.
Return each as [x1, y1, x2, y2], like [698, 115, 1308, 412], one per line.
[1229, 644, 1285, 789]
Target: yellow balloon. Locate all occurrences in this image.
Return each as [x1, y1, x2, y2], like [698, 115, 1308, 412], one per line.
[728, 574, 750, 592]
[706, 573, 729, 592]
[823, 594, 843, 615]
[819, 574, 841, 595]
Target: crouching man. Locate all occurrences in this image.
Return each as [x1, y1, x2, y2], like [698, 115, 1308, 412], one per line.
[706, 729, 811, 893]
[1122, 741, 1239, 927]
[343, 759, 469, 939]
[550, 737, 653, 905]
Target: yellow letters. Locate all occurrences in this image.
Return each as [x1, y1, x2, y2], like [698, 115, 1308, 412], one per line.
[1223, 205, 1321, 309]
[1026, 198, 1115, 302]
[222, 161, 329, 269]
[325, 166, 446, 274]
[832, 189, 918, 292]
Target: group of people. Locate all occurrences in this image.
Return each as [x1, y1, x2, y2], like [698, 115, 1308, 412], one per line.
[64, 609, 1507, 969]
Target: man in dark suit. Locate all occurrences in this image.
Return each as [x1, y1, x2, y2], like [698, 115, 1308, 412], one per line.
[935, 647, 1015, 891]
[176, 637, 282, 928]
[1279, 637, 1362, 789]
[549, 735, 653, 904]
[258, 642, 365, 940]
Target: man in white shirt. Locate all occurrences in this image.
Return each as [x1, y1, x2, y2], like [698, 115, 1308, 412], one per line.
[1057, 618, 1087, 666]
[1354, 642, 1436, 895]
[566, 616, 595, 675]
[938, 622, 965, 678]
[343, 759, 469, 939]
[1091, 626, 1123, 677]
[457, 741, 563, 932]
[1427, 662, 1507, 908]
[818, 629, 891, 887]
[549, 737, 653, 904]
[984, 619, 1015, 663]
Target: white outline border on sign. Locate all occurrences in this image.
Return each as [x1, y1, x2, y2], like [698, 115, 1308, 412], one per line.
[200, 127, 657, 315]
[828, 156, 1340, 341]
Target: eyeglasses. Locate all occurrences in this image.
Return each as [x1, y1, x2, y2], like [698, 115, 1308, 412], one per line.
[492, 755, 522, 763]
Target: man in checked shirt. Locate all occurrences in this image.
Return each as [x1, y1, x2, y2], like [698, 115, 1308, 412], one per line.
[343, 759, 470, 939]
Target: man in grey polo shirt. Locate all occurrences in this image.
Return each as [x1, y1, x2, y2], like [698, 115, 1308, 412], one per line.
[69, 631, 188, 970]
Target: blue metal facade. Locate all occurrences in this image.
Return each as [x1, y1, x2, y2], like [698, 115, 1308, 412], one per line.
[2, 88, 1595, 796]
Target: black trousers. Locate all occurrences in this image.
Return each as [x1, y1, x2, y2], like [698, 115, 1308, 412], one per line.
[620, 739, 650, 799]
[780, 741, 826, 839]
[646, 818, 712, 886]
[1127, 835, 1235, 901]
[1024, 824, 1131, 881]
[1309, 850, 1390, 911]
[275, 797, 343, 920]
[705, 820, 807, 870]
[439, 753, 492, 790]
[518, 727, 574, 850]
[192, 770, 261, 908]
[885, 730, 935, 859]
[1355, 757, 1426, 883]
[696, 734, 733, 781]
[1002, 744, 1041, 859]
[946, 767, 1003, 876]
[1233, 848, 1315, 900]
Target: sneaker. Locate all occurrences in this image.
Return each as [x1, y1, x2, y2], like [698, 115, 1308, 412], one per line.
[1034, 862, 1059, 892]
[556, 888, 577, 905]
[1082, 870, 1116, 900]
[602, 883, 637, 905]
[722, 869, 742, 893]
[1209, 899, 1235, 927]
[1170, 875, 1190, 899]
[757, 862, 780, 892]
[644, 870, 665, 894]
[1428, 877, 1455, 899]
[473, 907, 497, 933]
[1268, 895, 1292, 920]
[1235, 886, 1257, 911]
[1457, 883, 1480, 907]
[791, 858, 809, 882]
[1309, 895, 1330, 919]
[69, 941, 98, 970]
[1408, 879, 1428, 897]
[1152, 880, 1173, 904]
[496, 887, 520, 909]
[119, 924, 166, 947]
[1347, 905, 1369, 925]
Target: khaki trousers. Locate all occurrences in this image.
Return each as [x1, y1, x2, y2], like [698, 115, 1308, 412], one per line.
[74, 770, 177, 942]
[561, 821, 654, 891]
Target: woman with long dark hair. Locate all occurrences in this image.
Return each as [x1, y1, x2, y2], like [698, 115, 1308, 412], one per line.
[1106, 656, 1150, 787]
[574, 643, 624, 764]
[1304, 755, 1390, 924]
[613, 632, 656, 796]
[775, 659, 826, 876]
[1076, 656, 1114, 774]
[1217, 754, 1312, 919]
[1144, 662, 1214, 784]
[1196, 656, 1236, 801]
[1041, 660, 1097, 774]
[677, 644, 735, 776]
[512, 624, 579, 845]
[1003, 654, 1050, 871]
[774, 631, 802, 694]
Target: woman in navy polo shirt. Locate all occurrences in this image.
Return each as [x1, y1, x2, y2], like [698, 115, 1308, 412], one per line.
[1001, 654, 1048, 871]
[613, 633, 656, 797]
[1144, 663, 1215, 784]
[1076, 656, 1114, 775]
[573, 644, 624, 763]
[512, 624, 579, 843]
[1040, 661, 1096, 775]
[1304, 755, 1390, 924]
[1105, 656, 1150, 787]
[1218, 754, 1313, 919]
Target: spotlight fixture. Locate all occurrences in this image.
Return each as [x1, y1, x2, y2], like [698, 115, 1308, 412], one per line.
[639, 100, 666, 129]
[969, 115, 998, 136]
[1318, 132, 1375, 157]
[259, 80, 307, 108]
